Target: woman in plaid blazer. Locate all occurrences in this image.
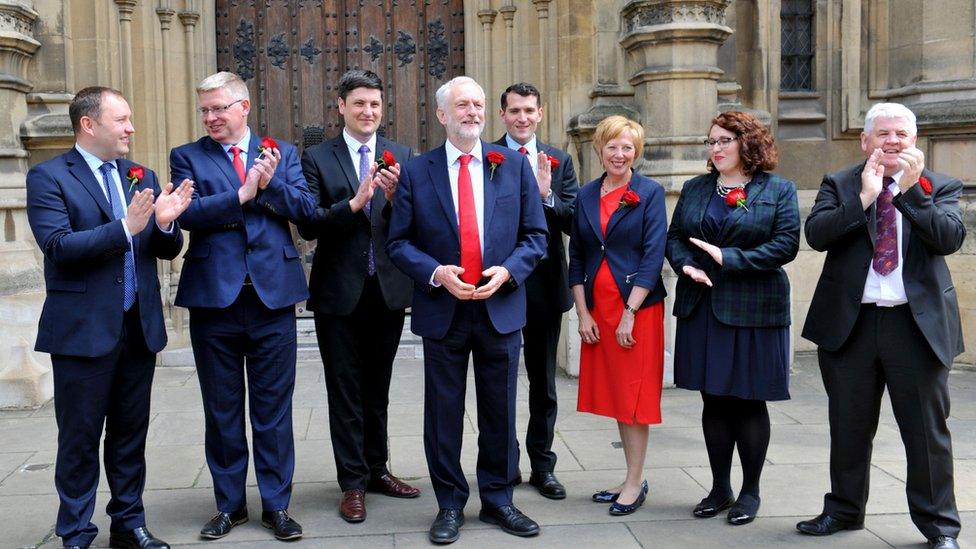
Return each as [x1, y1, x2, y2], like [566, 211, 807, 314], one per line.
[665, 111, 800, 526]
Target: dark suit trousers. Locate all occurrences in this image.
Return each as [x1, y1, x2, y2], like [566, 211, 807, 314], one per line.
[521, 269, 561, 472]
[53, 304, 155, 547]
[189, 285, 297, 513]
[313, 276, 405, 491]
[819, 303, 960, 538]
[422, 300, 521, 510]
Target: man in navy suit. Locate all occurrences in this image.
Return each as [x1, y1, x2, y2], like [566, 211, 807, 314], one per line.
[298, 69, 420, 523]
[169, 72, 316, 542]
[386, 76, 548, 544]
[26, 86, 192, 549]
[494, 82, 578, 499]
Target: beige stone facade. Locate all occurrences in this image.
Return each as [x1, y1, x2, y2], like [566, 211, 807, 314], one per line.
[0, 0, 973, 406]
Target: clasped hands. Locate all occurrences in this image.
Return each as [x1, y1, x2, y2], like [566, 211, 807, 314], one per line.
[125, 179, 194, 235]
[434, 265, 510, 300]
[350, 162, 401, 213]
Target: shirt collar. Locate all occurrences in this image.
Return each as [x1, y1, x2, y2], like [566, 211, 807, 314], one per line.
[342, 128, 377, 154]
[445, 139, 483, 166]
[75, 143, 116, 172]
[221, 127, 251, 154]
[505, 133, 537, 154]
[887, 169, 905, 195]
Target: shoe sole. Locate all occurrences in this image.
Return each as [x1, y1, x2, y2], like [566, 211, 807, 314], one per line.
[429, 532, 460, 544]
[340, 512, 367, 524]
[199, 517, 248, 540]
[479, 513, 540, 537]
[530, 484, 567, 500]
[693, 499, 735, 518]
[261, 520, 303, 541]
[366, 488, 421, 499]
[796, 524, 865, 536]
[728, 514, 757, 526]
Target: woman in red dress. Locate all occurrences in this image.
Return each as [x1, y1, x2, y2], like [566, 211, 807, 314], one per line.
[568, 115, 668, 515]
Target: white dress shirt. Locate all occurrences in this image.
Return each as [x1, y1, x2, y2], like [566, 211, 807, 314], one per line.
[342, 128, 377, 180]
[862, 170, 907, 306]
[430, 140, 486, 285]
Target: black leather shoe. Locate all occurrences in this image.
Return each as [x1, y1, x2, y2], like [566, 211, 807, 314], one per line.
[609, 480, 648, 516]
[726, 494, 760, 525]
[693, 492, 735, 518]
[529, 471, 566, 500]
[479, 505, 540, 537]
[592, 489, 620, 503]
[796, 513, 864, 536]
[429, 509, 464, 544]
[200, 508, 248, 540]
[108, 527, 170, 548]
[930, 536, 960, 549]
[64, 546, 87, 549]
[261, 509, 302, 541]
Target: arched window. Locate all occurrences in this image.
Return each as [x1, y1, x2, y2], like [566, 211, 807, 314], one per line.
[781, 0, 815, 91]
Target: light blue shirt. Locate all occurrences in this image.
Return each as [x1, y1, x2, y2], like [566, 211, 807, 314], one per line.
[222, 127, 252, 167]
[504, 133, 554, 207]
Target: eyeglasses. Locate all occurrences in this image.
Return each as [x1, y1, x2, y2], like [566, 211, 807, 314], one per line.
[703, 136, 738, 149]
[199, 98, 243, 116]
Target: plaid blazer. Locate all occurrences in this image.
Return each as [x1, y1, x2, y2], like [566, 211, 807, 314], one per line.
[665, 171, 800, 327]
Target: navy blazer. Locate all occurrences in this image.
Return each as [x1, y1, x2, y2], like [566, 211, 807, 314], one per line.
[170, 130, 316, 310]
[568, 172, 667, 310]
[665, 171, 799, 327]
[26, 149, 184, 357]
[385, 141, 548, 339]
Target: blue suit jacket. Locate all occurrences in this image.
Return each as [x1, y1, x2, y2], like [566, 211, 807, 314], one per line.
[385, 141, 548, 339]
[170, 130, 316, 309]
[568, 172, 668, 310]
[26, 148, 184, 357]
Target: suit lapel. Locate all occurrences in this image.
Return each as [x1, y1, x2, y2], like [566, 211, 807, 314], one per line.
[580, 182, 603, 243]
[482, 142, 497, 238]
[66, 149, 114, 220]
[604, 177, 642, 239]
[717, 172, 767, 242]
[693, 175, 714, 238]
[246, 130, 261, 172]
[203, 137, 242, 191]
[428, 146, 459, 241]
[332, 138, 360, 194]
[116, 158, 134, 204]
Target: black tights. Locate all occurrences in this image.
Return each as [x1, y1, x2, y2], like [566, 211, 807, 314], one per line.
[701, 392, 770, 500]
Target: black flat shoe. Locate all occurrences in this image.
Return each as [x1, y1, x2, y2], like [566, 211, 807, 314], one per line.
[796, 513, 864, 536]
[200, 508, 248, 540]
[529, 471, 566, 500]
[608, 480, 648, 516]
[693, 493, 735, 518]
[261, 509, 302, 541]
[479, 505, 540, 537]
[108, 527, 170, 549]
[726, 494, 760, 525]
[592, 489, 620, 503]
[429, 509, 464, 544]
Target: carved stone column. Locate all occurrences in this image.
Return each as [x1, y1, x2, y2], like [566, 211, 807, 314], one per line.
[179, 9, 200, 142]
[531, 0, 551, 142]
[115, 0, 137, 98]
[499, 5, 516, 87]
[0, 0, 51, 408]
[477, 9, 496, 135]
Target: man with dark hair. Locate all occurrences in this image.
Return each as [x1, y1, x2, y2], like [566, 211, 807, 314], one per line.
[298, 68, 419, 524]
[495, 82, 578, 499]
[27, 86, 192, 548]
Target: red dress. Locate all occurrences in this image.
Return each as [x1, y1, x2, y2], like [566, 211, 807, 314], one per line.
[577, 185, 665, 425]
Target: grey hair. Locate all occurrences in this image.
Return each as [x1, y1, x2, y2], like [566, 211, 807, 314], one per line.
[435, 76, 484, 110]
[196, 71, 250, 101]
[864, 102, 917, 135]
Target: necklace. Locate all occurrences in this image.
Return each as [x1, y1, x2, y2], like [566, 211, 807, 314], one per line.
[601, 181, 628, 196]
[715, 175, 747, 197]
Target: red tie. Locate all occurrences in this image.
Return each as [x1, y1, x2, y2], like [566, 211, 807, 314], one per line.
[457, 154, 482, 285]
[518, 146, 528, 155]
[229, 146, 245, 184]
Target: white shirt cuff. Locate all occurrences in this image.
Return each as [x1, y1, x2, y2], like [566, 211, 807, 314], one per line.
[429, 266, 442, 287]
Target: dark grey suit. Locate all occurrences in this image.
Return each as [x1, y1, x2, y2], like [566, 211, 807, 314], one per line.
[802, 163, 965, 538]
[494, 136, 578, 472]
[298, 134, 414, 491]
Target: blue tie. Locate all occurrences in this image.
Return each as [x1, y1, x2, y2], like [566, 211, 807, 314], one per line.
[358, 144, 376, 275]
[99, 162, 136, 311]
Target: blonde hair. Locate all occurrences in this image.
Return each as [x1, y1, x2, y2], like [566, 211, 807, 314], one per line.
[196, 71, 250, 101]
[593, 115, 644, 160]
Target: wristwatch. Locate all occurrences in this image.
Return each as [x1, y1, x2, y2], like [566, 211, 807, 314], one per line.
[624, 304, 638, 315]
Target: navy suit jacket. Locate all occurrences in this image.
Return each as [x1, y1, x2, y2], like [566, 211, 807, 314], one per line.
[170, 130, 316, 310]
[386, 141, 548, 339]
[26, 148, 183, 357]
[665, 171, 800, 327]
[568, 172, 667, 310]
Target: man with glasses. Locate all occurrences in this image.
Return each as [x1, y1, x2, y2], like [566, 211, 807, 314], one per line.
[170, 71, 317, 542]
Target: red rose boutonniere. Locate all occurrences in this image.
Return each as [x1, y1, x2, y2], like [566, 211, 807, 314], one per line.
[126, 166, 144, 193]
[485, 151, 505, 180]
[918, 176, 932, 195]
[377, 149, 396, 171]
[725, 186, 749, 211]
[258, 136, 279, 159]
[616, 189, 641, 212]
[547, 155, 560, 169]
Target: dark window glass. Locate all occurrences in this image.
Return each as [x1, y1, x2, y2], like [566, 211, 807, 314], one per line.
[781, 0, 815, 91]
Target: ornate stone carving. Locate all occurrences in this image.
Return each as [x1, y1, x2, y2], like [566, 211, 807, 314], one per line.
[622, 0, 731, 33]
[156, 8, 176, 31]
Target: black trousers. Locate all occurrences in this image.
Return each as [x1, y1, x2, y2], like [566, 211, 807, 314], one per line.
[520, 304, 561, 472]
[314, 276, 405, 491]
[819, 303, 960, 539]
[53, 304, 155, 547]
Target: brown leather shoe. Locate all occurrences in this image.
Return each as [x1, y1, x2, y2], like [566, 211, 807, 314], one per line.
[340, 489, 366, 523]
[367, 473, 421, 498]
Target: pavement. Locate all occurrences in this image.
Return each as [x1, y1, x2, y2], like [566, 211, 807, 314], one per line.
[2, 339, 975, 548]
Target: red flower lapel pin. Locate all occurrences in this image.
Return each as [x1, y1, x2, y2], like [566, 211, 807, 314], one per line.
[616, 189, 641, 212]
[725, 186, 749, 211]
[126, 166, 145, 193]
[485, 151, 505, 180]
[918, 176, 932, 195]
[377, 149, 396, 171]
[258, 136, 279, 159]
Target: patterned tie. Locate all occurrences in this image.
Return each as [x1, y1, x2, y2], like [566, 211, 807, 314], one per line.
[358, 144, 376, 275]
[229, 146, 245, 184]
[457, 154, 482, 285]
[518, 146, 528, 155]
[872, 177, 898, 276]
[99, 162, 136, 311]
